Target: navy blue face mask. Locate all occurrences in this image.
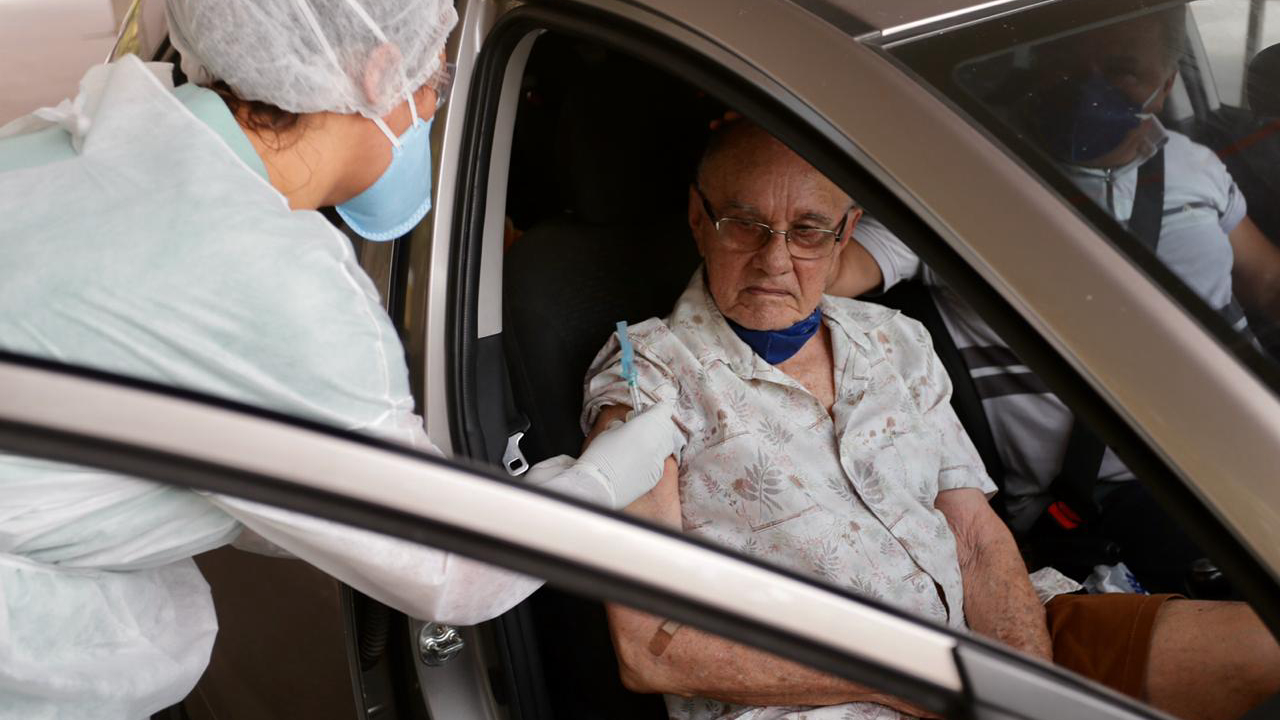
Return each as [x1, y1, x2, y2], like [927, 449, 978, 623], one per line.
[1029, 72, 1162, 164]
[726, 308, 823, 365]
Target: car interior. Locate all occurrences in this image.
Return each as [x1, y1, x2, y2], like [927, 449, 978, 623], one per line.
[490, 16, 1280, 718]
[156, 5, 1280, 719]
[496, 26, 1130, 720]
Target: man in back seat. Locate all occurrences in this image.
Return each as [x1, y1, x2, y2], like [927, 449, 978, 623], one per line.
[581, 120, 1279, 720]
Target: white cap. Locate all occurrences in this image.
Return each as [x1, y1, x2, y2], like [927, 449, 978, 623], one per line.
[164, 0, 457, 118]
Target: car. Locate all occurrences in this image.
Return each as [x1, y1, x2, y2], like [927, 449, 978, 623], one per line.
[3, 0, 1280, 718]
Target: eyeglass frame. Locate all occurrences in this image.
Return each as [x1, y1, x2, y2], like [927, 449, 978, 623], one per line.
[693, 183, 857, 259]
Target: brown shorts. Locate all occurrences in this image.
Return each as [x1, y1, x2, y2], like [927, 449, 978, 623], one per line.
[1045, 592, 1180, 699]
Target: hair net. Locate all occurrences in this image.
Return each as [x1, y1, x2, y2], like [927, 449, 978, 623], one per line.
[164, 0, 457, 118]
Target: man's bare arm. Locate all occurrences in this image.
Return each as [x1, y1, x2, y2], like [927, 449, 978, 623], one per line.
[826, 236, 884, 298]
[588, 406, 938, 716]
[606, 602, 930, 711]
[935, 488, 1052, 661]
[1229, 215, 1280, 321]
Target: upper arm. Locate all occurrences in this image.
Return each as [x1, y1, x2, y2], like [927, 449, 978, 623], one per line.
[935, 487, 1006, 568]
[934, 487, 990, 530]
[827, 236, 885, 298]
[1229, 215, 1280, 289]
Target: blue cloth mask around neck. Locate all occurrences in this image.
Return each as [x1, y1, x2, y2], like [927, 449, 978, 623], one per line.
[726, 307, 823, 365]
[1030, 72, 1162, 164]
[337, 95, 434, 242]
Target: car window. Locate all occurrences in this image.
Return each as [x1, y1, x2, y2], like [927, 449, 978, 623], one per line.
[1190, 0, 1280, 107]
[890, 0, 1280, 387]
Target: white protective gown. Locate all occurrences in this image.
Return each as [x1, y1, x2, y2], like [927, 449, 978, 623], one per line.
[0, 57, 577, 719]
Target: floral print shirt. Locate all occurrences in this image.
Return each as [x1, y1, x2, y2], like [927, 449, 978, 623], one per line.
[582, 271, 996, 720]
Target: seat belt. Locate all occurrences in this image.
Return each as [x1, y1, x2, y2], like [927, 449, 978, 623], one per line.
[1127, 147, 1165, 252]
[1045, 148, 1164, 529]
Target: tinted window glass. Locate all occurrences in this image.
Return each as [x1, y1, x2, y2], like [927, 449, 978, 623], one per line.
[895, 0, 1280, 376]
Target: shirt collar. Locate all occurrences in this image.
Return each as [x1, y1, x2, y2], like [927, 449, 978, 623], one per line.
[668, 267, 894, 379]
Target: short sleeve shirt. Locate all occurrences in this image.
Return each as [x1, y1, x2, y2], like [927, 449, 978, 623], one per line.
[1058, 125, 1247, 327]
[582, 270, 995, 720]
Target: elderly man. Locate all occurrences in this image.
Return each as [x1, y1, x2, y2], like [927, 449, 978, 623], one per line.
[579, 121, 1280, 720]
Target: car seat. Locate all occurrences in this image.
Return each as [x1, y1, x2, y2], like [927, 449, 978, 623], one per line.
[498, 41, 703, 720]
[1182, 42, 1280, 356]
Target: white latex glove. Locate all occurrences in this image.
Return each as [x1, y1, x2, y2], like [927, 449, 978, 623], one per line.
[524, 400, 682, 509]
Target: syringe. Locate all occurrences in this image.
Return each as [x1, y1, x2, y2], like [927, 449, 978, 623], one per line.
[615, 320, 644, 414]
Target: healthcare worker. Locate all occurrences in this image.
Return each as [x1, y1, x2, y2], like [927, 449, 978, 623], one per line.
[0, 1, 681, 718]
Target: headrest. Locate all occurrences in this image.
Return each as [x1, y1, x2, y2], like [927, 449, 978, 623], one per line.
[1247, 44, 1280, 117]
[553, 53, 711, 225]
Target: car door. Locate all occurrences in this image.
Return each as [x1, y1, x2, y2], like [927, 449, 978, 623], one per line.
[0, 351, 1173, 720]
[431, 0, 1280, 718]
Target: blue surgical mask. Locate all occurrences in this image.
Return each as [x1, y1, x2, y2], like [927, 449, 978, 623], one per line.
[726, 307, 823, 365]
[1030, 72, 1162, 164]
[337, 94, 434, 242]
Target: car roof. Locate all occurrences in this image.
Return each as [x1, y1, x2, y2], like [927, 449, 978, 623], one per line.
[778, 0, 1051, 38]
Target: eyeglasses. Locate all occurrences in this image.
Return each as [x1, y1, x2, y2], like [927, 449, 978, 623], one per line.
[695, 184, 853, 260]
[425, 61, 456, 111]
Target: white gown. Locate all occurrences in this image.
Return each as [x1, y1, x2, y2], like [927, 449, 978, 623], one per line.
[0, 57, 576, 719]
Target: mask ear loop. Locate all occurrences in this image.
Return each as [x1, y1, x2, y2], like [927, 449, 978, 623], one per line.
[1135, 75, 1171, 119]
[406, 90, 422, 128]
[371, 115, 403, 152]
[368, 89, 420, 153]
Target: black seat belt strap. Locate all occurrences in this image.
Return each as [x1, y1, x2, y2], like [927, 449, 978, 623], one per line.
[1046, 148, 1164, 529]
[1045, 420, 1107, 527]
[1128, 147, 1165, 252]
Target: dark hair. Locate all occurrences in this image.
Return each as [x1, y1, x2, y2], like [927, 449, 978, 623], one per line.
[209, 80, 305, 147]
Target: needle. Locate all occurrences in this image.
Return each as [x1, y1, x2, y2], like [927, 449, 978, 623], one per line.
[615, 320, 644, 414]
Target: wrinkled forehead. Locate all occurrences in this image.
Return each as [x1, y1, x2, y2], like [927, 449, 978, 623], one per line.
[700, 130, 850, 214]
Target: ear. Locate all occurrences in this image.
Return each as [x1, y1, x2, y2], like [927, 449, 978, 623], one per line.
[362, 43, 404, 110]
[688, 185, 708, 258]
[843, 207, 864, 242]
[827, 207, 862, 284]
[1149, 70, 1179, 116]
